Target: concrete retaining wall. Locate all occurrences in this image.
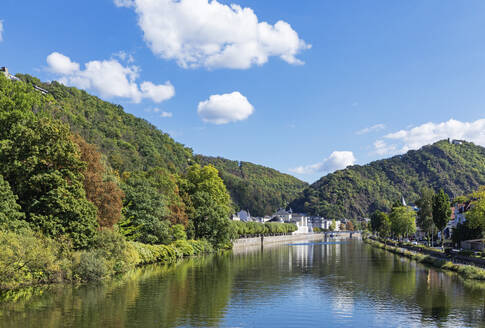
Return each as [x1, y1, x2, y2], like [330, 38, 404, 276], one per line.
[233, 233, 324, 249]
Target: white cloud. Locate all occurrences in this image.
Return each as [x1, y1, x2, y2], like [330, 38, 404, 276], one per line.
[356, 123, 385, 135]
[47, 52, 80, 75]
[115, 0, 310, 69]
[160, 111, 173, 118]
[46, 52, 174, 103]
[0, 20, 4, 42]
[290, 151, 356, 175]
[197, 91, 254, 124]
[373, 118, 485, 155]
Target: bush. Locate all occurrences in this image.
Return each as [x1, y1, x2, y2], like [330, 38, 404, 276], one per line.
[73, 251, 108, 282]
[172, 240, 194, 256]
[0, 229, 65, 290]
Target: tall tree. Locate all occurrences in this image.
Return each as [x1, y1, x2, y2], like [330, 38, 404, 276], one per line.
[416, 187, 436, 246]
[73, 135, 124, 228]
[466, 186, 485, 232]
[120, 171, 171, 244]
[432, 189, 451, 248]
[389, 206, 416, 240]
[181, 164, 234, 247]
[370, 210, 387, 233]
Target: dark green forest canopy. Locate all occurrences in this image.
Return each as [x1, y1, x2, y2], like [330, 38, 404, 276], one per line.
[195, 155, 308, 216]
[16, 75, 307, 216]
[291, 140, 485, 220]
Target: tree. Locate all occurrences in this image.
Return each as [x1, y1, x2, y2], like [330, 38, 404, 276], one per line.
[346, 221, 354, 231]
[0, 175, 26, 231]
[389, 206, 416, 240]
[339, 223, 346, 231]
[416, 187, 436, 246]
[466, 186, 485, 231]
[329, 219, 336, 232]
[120, 171, 171, 244]
[432, 189, 451, 248]
[379, 214, 391, 240]
[181, 164, 234, 247]
[73, 135, 124, 228]
[371, 210, 387, 234]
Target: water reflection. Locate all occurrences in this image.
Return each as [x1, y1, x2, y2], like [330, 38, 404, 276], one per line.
[0, 240, 484, 328]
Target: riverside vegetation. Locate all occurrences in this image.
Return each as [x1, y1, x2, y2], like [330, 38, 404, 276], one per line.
[364, 238, 485, 281]
[0, 74, 296, 291]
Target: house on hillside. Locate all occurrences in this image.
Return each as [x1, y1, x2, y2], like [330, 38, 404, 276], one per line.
[1, 67, 20, 82]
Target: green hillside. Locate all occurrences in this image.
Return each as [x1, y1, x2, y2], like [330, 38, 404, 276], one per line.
[18, 74, 193, 174]
[290, 140, 485, 220]
[17, 74, 306, 215]
[195, 155, 308, 216]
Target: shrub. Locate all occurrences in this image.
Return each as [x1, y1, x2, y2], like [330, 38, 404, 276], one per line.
[172, 240, 195, 256]
[73, 251, 108, 282]
[0, 229, 64, 290]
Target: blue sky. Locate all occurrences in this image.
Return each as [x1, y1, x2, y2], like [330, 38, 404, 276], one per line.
[1, 0, 485, 182]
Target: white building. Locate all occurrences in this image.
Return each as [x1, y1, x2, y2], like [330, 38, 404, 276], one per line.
[291, 213, 311, 234]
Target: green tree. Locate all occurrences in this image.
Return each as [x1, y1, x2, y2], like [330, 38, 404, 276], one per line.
[466, 186, 485, 231]
[120, 171, 171, 244]
[0, 175, 26, 231]
[432, 189, 451, 248]
[416, 187, 436, 246]
[389, 206, 416, 240]
[370, 210, 387, 234]
[329, 219, 336, 232]
[379, 214, 392, 240]
[181, 164, 234, 247]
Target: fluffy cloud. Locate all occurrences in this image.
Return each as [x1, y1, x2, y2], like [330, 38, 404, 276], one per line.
[47, 52, 80, 75]
[290, 151, 356, 175]
[197, 92, 254, 124]
[356, 123, 385, 135]
[0, 20, 3, 42]
[373, 118, 485, 155]
[46, 52, 174, 103]
[115, 0, 310, 69]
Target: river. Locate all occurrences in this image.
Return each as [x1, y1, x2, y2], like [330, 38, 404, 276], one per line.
[1, 238, 484, 327]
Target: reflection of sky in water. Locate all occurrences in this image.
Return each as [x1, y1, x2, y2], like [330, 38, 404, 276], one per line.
[1, 240, 484, 328]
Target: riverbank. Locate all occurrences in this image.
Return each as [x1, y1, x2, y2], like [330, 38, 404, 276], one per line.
[233, 233, 324, 249]
[363, 237, 485, 280]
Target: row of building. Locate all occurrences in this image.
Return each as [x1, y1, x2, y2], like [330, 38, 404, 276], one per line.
[232, 208, 351, 234]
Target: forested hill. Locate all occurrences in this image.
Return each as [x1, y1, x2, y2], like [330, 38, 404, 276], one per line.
[290, 140, 485, 220]
[195, 156, 308, 216]
[17, 74, 307, 215]
[18, 74, 193, 174]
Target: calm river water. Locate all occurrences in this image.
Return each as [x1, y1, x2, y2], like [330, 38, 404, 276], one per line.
[1, 238, 485, 328]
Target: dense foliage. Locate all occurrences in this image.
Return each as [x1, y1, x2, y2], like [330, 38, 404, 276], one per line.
[0, 74, 98, 248]
[17, 75, 193, 174]
[230, 221, 297, 237]
[195, 155, 307, 216]
[291, 140, 485, 219]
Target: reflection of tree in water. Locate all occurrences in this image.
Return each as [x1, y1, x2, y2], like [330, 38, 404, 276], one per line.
[308, 242, 484, 326]
[1, 241, 485, 328]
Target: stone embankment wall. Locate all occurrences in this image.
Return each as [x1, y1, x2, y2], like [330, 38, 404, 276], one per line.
[233, 232, 360, 249]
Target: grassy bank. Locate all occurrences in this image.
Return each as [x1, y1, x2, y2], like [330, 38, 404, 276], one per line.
[0, 228, 214, 291]
[363, 237, 485, 280]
